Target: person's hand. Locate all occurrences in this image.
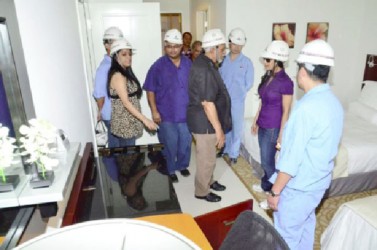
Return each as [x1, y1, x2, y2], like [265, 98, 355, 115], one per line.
[143, 118, 159, 131]
[97, 112, 102, 121]
[147, 163, 158, 170]
[276, 135, 282, 150]
[277, 134, 282, 145]
[267, 194, 279, 211]
[152, 111, 161, 124]
[251, 123, 258, 135]
[215, 128, 225, 149]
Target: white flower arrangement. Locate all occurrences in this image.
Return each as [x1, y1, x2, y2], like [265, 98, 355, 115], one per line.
[0, 124, 17, 183]
[19, 119, 59, 177]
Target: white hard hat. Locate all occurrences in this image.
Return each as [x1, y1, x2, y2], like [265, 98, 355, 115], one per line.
[296, 39, 334, 66]
[110, 38, 134, 56]
[229, 28, 246, 46]
[103, 27, 124, 40]
[202, 29, 226, 48]
[164, 29, 182, 44]
[261, 40, 289, 62]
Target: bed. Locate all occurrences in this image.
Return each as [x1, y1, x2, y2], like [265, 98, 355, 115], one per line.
[241, 80, 377, 197]
[320, 195, 377, 249]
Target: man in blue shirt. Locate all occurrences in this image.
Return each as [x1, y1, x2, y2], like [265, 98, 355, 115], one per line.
[267, 40, 344, 250]
[219, 28, 254, 164]
[143, 29, 192, 183]
[93, 27, 123, 147]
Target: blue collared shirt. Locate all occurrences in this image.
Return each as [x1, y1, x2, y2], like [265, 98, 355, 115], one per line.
[93, 55, 111, 120]
[219, 52, 254, 102]
[270, 84, 344, 191]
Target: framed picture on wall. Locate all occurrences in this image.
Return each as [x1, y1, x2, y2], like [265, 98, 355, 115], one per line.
[272, 23, 296, 48]
[306, 22, 329, 42]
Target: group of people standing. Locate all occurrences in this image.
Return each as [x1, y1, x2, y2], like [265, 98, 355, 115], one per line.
[93, 25, 344, 250]
[93, 26, 254, 203]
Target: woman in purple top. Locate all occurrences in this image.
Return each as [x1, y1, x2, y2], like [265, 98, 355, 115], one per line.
[252, 41, 294, 194]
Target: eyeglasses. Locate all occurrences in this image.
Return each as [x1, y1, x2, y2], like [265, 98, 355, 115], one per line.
[264, 58, 271, 63]
[103, 39, 114, 45]
[165, 45, 181, 49]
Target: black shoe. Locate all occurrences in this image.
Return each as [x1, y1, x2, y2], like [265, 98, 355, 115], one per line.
[216, 152, 225, 158]
[180, 169, 190, 177]
[195, 192, 221, 202]
[169, 174, 178, 183]
[217, 152, 229, 158]
[230, 158, 237, 164]
[210, 181, 226, 191]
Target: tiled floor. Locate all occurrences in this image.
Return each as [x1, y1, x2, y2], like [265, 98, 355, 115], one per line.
[172, 146, 272, 223]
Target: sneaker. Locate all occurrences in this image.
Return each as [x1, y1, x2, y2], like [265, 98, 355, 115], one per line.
[180, 169, 190, 177]
[216, 151, 225, 158]
[259, 200, 270, 210]
[252, 184, 264, 193]
[230, 158, 237, 164]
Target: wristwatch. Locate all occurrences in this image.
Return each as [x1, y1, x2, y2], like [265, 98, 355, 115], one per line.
[269, 190, 280, 197]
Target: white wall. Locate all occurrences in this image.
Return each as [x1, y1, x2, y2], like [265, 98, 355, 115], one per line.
[13, 0, 94, 150]
[190, 0, 209, 41]
[190, 0, 226, 41]
[207, 0, 226, 35]
[225, 0, 376, 117]
[144, 0, 191, 33]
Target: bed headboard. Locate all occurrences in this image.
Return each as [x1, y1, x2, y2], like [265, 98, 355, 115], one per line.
[363, 54, 377, 84]
[349, 80, 377, 125]
[359, 80, 377, 110]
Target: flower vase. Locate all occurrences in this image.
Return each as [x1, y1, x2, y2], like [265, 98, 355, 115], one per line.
[21, 154, 33, 175]
[0, 169, 20, 192]
[29, 163, 55, 189]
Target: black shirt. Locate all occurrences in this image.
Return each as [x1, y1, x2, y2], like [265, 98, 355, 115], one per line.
[187, 54, 231, 134]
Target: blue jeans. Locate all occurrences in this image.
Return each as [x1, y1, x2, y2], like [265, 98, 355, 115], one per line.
[258, 127, 279, 191]
[103, 120, 136, 148]
[224, 100, 245, 159]
[158, 122, 192, 175]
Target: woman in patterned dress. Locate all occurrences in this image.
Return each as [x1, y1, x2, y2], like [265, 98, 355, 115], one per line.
[107, 39, 158, 147]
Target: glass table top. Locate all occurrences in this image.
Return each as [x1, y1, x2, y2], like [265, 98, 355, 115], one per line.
[97, 144, 181, 219]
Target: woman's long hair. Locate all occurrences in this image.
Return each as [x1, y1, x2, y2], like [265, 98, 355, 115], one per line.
[107, 53, 142, 99]
[257, 60, 284, 96]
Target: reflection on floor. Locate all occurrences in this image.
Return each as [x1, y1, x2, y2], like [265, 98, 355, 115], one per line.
[172, 147, 272, 223]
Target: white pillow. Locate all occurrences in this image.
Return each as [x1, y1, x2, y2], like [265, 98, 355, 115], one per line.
[359, 81, 377, 110]
[348, 101, 377, 126]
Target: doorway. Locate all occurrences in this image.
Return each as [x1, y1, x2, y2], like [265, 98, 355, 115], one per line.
[196, 10, 208, 42]
[160, 13, 182, 52]
[78, 2, 162, 149]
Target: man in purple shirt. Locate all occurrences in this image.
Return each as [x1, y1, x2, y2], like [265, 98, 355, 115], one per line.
[143, 29, 192, 183]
